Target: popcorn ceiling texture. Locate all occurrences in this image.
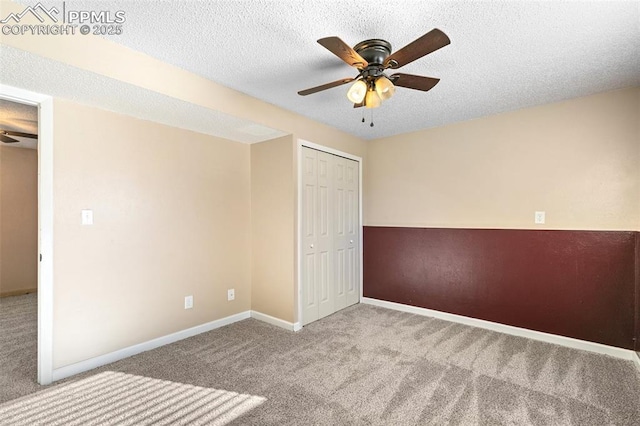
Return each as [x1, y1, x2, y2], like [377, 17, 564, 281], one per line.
[0, 100, 38, 149]
[70, 0, 640, 140]
[0, 100, 36, 134]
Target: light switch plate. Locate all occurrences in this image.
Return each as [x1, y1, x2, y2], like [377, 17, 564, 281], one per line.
[227, 289, 235, 301]
[534, 211, 545, 224]
[184, 295, 193, 309]
[81, 209, 93, 225]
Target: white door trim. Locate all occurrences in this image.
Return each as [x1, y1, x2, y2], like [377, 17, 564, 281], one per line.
[296, 139, 363, 328]
[0, 84, 54, 385]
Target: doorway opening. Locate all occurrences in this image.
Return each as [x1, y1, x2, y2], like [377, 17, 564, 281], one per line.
[0, 84, 54, 387]
[0, 99, 39, 401]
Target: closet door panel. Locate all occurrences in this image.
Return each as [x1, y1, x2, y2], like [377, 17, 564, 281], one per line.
[345, 158, 359, 306]
[317, 151, 334, 319]
[301, 147, 319, 325]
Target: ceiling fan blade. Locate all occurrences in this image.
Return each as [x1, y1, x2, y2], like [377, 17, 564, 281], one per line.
[317, 37, 369, 69]
[0, 134, 19, 143]
[298, 78, 355, 96]
[385, 29, 450, 69]
[390, 73, 440, 92]
[353, 101, 365, 108]
[1, 130, 38, 139]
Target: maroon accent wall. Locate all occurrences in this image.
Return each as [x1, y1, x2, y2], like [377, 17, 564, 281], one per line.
[363, 227, 638, 350]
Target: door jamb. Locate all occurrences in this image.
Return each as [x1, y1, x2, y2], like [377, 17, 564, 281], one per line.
[0, 84, 54, 385]
[296, 139, 363, 330]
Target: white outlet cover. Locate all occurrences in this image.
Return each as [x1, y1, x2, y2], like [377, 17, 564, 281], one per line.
[227, 289, 235, 301]
[534, 211, 546, 224]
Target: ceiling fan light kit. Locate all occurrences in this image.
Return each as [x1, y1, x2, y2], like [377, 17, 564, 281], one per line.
[298, 29, 450, 122]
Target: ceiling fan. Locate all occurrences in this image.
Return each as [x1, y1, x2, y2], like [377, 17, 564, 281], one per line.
[298, 29, 451, 113]
[0, 130, 38, 144]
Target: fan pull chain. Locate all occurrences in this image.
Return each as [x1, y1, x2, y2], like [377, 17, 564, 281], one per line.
[359, 109, 375, 127]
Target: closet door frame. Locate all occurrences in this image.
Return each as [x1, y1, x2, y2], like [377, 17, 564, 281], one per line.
[296, 139, 363, 330]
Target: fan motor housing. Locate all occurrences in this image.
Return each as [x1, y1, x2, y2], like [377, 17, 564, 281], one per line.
[353, 39, 392, 66]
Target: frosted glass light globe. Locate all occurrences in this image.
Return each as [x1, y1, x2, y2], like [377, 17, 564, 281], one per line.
[347, 80, 367, 104]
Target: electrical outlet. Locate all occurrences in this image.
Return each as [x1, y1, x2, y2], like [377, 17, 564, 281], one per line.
[227, 289, 235, 301]
[184, 295, 193, 309]
[534, 211, 546, 224]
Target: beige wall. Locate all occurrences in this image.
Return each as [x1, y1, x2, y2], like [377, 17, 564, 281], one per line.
[52, 99, 251, 368]
[0, 146, 38, 296]
[251, 135, 296, 322]
[365, 87, 640, 231]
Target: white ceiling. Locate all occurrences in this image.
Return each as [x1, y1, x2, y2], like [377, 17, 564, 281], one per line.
[61, 0, 640, 140]
[0, 99, 38, 149]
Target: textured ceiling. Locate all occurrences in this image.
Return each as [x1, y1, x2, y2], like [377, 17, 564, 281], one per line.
[0, 99, 38, 149]
[62, 0, 640, 140]
[1, 45, 287, 144]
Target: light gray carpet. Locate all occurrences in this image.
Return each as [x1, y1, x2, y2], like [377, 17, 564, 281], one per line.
[0, 371, 265, 425]
[0, 294, 38, 403]
[1, 293, 639, 425]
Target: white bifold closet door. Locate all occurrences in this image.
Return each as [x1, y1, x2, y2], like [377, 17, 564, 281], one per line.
[302, 146, 359, 326]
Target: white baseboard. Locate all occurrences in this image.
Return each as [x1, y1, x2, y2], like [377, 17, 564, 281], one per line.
[362, 297, 636, 361]
[52, 310, 251, 382]
[250, 310, 300, 332]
